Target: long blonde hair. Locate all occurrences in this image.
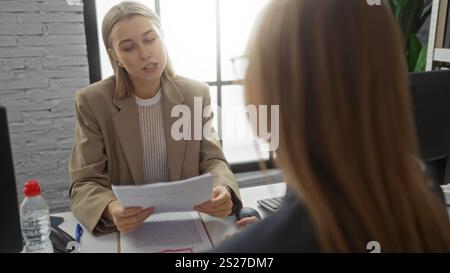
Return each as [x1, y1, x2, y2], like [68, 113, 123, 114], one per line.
[102, 1, 175, 98]
[246, 0, 450, 252]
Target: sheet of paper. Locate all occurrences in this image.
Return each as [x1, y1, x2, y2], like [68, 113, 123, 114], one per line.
[120, 212, 213, 253]
[112, 173, 213, 213]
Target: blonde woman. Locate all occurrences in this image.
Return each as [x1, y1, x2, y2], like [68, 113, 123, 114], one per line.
[214, 0, 450, 252]
[69, 1, 242, 234]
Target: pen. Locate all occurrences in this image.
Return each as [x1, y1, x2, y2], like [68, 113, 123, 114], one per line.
[75, 223, 83, 243]
[159, 247, 193, 253]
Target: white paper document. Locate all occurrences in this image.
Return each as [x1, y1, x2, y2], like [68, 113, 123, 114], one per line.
[111, 173, 213, 213]
[120, 212, 213, 253]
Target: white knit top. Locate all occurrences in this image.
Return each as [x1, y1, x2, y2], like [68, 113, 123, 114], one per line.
[135, 89, 170, 184]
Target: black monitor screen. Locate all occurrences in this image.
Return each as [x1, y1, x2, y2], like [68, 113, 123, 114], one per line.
[410, 70, 450, 187]
[0, 106, 23, 252]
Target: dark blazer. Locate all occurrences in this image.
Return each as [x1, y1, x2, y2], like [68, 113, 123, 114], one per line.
[212, 189, 320, 253]
[213, 178, 447, 253]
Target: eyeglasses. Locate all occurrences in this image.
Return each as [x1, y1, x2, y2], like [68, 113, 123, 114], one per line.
[230, 55, 249, 84]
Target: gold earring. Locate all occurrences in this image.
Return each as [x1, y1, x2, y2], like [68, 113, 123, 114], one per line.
[118, 62, 123, 67]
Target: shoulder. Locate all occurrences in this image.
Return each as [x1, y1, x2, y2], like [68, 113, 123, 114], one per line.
[212, 193, 320, 253]
[171, 75, 210, 97]
[75, 76, 115, 105]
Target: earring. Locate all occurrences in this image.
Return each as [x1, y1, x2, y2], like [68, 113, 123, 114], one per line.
[118, 62, 123, 67]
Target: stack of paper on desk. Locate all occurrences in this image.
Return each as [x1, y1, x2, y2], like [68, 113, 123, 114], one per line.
[119, 212, 213, 253]
[111, 173, 213, 213]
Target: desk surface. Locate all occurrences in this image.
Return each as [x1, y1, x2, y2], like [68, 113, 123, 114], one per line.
[54, 182, 286, 253]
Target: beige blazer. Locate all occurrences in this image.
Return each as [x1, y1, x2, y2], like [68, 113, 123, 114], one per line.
[69, 75, 241, 233]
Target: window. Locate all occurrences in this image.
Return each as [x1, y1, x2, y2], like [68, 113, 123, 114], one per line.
[85, 0, 272, 170]
[160, 0, 217, 82]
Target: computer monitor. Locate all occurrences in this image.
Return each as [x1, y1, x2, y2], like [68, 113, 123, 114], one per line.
[409, 70, 450, 189]
[0, 106, 23, 252]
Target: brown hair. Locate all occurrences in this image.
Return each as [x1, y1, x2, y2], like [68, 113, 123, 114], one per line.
[102, 1, 175, 98]
[246, 0, 450, 252]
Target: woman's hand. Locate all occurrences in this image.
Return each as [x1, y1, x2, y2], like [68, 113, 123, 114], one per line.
[236, 216, 259, 228]
[103, 200, 155, 233]
[194, 185, 233, 217]
[226, 216, 259, 239]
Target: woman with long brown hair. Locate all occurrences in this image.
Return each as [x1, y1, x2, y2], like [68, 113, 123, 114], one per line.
[214, 0, 450, 252]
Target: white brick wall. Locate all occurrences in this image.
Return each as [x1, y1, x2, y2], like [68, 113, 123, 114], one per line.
[0, 0, 89, 212]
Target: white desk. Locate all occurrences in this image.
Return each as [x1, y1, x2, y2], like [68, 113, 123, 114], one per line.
[54, 182, 286, 253]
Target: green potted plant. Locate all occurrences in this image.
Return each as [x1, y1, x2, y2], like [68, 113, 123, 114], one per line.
[386, 0, 432, 72]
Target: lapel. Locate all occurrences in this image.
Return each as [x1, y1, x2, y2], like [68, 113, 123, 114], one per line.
[161, 77, 186, 181]
[112, 92, 145, 185]
[112, 76, 187, 184]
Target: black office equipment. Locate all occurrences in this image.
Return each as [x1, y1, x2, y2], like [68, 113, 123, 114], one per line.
[236, 207, 261, 220]
[409, 70, 450, 204]
[50, 216, 64, 226]
[50, 223, 76, 253]
[410, 70, 450, 189]
[0, 106, 23, 253]
[257, 196, 284, 212]
[0, 106, 74, 253]
[444, 2, 450, 48]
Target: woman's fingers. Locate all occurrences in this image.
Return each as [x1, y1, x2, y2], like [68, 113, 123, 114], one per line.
[194, 189, 227, 209]
[118, 223, 140, 233]
[194, 186, 233, 217]
[198, 206, 232, 217]
[135, 207, 155, 221]
[236, 216, 258, 228]
[199, 198, 229, 211]
[212, 209, 232, 217]
[224, 217, 259, 239]
[196, 191, 231, 210]
[120, 207, 144, 217]
[196, 200, 232, 214]
[115, 207, 155, 228]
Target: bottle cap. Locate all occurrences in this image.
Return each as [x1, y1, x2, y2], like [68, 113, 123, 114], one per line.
[23, 180, 41, 197]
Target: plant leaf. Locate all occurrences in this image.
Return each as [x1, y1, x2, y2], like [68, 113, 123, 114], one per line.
[417, 5, 432, 31]
[408, 34, 422, 72]
[414, 44, 428, 72]
[386, 0, 431, 72]
[403, 0, 419, 43]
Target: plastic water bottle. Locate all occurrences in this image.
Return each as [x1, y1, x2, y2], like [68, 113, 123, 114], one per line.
[20, 180, 53, 253]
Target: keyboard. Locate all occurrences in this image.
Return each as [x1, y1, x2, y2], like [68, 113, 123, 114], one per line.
[257, 196, 285, 212]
